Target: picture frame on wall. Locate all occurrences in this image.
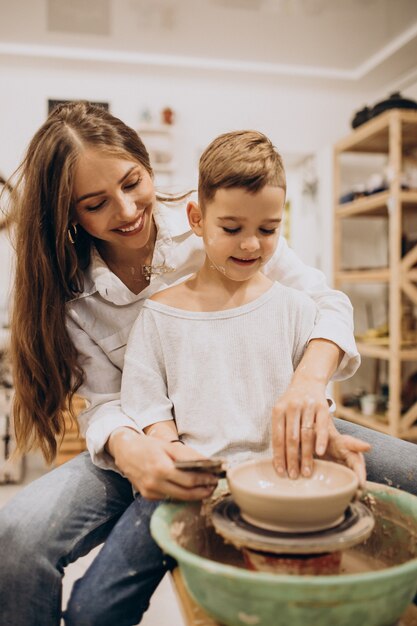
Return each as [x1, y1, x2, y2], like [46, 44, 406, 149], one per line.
[47, 99, 110, 115]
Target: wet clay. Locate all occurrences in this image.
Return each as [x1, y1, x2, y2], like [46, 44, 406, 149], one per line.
[170, 495, 417, 576]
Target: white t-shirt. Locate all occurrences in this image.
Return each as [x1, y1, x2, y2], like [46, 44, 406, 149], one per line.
[66, 199, 359, 470]
[122, 283, 317, 466]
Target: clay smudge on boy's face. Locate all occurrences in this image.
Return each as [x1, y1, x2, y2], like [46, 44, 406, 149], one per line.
[208, 261, 226, 274]
[204, 233, 227, 274]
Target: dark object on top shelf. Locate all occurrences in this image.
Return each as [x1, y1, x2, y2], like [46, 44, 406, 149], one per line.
[351, 92, 417, 129]
[339, 184, 389, 204]
[371, 92, 417, 119]
[351, 106, 372, 129]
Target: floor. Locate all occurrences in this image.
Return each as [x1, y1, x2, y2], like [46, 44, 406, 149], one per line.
[0, 452, 185, 626]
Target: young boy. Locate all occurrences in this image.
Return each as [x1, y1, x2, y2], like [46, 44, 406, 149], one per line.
[121, 130, 365, 471]
[65, 131, 369, 626]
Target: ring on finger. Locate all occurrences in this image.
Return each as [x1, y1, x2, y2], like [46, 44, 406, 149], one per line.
[301, 425, 314, 430]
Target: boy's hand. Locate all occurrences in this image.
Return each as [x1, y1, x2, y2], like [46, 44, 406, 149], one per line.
[271, 379, 330, 479]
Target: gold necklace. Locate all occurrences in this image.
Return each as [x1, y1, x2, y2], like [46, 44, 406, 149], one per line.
[101, 219, 175, 286]
[141, 263, 176, 281]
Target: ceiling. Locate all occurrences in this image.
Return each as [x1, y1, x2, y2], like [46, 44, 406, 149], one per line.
[1, 0, 417, 90]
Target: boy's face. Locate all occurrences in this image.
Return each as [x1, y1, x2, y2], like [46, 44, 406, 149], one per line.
[192, 185, 284, 282]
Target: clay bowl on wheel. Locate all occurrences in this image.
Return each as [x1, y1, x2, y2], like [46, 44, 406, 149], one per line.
[227, 458, 359, 532]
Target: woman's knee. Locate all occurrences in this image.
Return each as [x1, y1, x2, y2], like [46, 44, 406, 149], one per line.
[0, 502, 50, 576]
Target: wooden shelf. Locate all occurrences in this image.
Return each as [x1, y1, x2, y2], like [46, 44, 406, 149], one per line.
[333, 109, 417, 440]
[336, 191, 389, 218]
[336, 405, 417, 441]
[335, 268, 390, 283]
[404, 425, 417, 441]
[406, 269, 417, 281]
[399, 347, 417, 361]
[335, 190, 417, 218]
[335, 406, 390, 434]
[402, 190, 417, 207]
[334, 109, 417, 154]
[356, 342, 417, 360]
[356, 342, 390, 359]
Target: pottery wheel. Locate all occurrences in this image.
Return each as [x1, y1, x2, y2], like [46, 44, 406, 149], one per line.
[210, 496, 375, 555]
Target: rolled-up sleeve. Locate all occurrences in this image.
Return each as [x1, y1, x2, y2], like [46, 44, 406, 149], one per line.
[264, 237, 360, 380]
[66, 316, 141, 472]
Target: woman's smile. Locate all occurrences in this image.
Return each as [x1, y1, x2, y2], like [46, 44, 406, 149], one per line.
[114, 212, 145, 236]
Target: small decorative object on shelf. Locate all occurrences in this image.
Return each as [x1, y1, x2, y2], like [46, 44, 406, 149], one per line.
[137, 115, 176, 185]
[161, 106, 175, 125]
[333, 108, 417, 440]
[140, 108, 153, 124]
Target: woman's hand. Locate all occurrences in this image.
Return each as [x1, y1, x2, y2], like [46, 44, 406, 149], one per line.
[271, 338, 343, 479]
[107, 427, 218, 501]
[323, 422, 371, 487]
[271, 378, 330, 479]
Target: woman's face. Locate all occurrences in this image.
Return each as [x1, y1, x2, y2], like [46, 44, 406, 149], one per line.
[72, 149, 156, 253]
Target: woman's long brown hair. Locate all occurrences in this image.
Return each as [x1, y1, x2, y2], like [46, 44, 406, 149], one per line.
[10, 101, 183, 463]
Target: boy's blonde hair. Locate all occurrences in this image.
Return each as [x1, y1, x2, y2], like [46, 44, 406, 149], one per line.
[198, 130, 286, 208]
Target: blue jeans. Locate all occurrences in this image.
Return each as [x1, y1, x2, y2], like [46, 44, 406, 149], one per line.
[334, 418, 417, 492]
[64, 496, 176, 626]
[0, 452, 134, 626]
[0, 424, 416, 626]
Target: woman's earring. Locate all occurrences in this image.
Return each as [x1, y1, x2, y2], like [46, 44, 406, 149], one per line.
[68, 223, 78, 244]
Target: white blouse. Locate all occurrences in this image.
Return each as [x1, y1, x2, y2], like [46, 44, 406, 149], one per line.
[66, 199, 359, 471]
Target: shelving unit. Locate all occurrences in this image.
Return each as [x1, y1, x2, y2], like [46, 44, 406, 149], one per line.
[55, 396, 86, 466]
[333, 109, 417, 440]
[137, 124, 175, 186]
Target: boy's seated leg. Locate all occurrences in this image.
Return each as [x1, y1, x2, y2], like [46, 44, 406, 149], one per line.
[0, 451, 134, 626]
[64, 495, 176, 626]
[334, 417, 417, 495]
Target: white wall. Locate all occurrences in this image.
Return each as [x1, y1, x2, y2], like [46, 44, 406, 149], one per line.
[0, 52, 399, 317]
[0, 55, 375, 183]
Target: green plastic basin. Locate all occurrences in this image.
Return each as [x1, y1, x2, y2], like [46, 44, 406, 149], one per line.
[150, 483, 417, 626]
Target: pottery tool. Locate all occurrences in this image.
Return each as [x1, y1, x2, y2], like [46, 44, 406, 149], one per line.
[174, 458, 226, 478]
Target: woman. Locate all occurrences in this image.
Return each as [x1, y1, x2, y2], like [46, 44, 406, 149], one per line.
[0, 101, 414, 626]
